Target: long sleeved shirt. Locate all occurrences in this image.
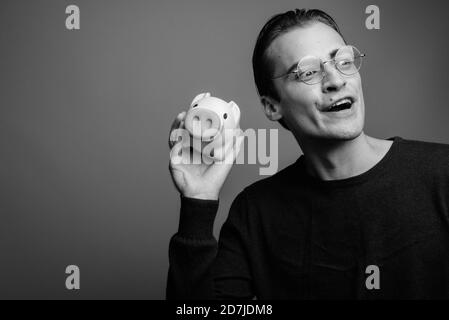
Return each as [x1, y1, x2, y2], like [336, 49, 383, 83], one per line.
[167, 137, 449, 299]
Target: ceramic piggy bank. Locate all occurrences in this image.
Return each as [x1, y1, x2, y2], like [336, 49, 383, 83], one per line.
[184, 92, 241, 161]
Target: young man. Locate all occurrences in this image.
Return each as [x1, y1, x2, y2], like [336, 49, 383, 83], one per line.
[167, 9, 449, 299]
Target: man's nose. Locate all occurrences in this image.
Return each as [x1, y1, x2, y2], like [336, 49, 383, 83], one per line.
[321, 63, 346, 93]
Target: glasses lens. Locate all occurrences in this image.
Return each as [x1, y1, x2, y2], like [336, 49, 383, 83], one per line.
[335, 45, 363, 75]
[297, 56, 322, 84]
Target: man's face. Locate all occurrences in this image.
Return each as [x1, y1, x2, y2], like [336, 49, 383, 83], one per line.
[266, 22, 365, 141]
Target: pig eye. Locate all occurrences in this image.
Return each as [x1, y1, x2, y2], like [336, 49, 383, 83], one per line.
[193, 104, 198, 108]
[223, 113, 227, 119]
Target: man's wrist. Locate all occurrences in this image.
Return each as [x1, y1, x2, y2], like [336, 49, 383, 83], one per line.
[178, 195, 219, 238]
[182, 192, 219, 201]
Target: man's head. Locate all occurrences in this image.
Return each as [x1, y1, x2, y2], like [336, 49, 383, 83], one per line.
[252, 9, 365, 142]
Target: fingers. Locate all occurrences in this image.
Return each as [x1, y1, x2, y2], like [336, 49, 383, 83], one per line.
[216, 131, 244, 165]
[168, 111, 186, 149]
[168, 149, 187, 195]
[207, 134, 244, 181]
[169, 141, 184, 168]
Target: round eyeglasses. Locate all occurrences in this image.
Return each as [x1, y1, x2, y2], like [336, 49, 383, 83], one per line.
[271, 45, 366, 85]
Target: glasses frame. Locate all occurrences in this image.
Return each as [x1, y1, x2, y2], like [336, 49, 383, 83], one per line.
[271, 45, 366, 85]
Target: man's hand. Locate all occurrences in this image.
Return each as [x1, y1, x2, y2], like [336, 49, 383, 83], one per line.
[168, 112, 243, 200]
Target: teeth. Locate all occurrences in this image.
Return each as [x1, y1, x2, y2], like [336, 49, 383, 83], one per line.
[331, 98, 352, 107]
[325, 98, 353, 112]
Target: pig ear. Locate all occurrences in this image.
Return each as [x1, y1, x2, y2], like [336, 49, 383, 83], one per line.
[229, 101, 240, 125]
[190, 92, 211, 107]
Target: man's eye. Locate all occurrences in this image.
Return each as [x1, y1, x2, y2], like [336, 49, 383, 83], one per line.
[338, 59, 353, 67]
[299, 70, 317, 80]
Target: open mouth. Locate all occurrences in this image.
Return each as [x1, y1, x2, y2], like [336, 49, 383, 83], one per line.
[324, 98, 354, 112]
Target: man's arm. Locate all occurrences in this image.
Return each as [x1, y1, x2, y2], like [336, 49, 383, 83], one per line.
[167, 110, 247, 299]
[166, 193, 254, 300]
[166, 196, 219, 299]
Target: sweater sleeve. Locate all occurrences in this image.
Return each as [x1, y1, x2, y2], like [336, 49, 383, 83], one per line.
[166, 193, 254, 300]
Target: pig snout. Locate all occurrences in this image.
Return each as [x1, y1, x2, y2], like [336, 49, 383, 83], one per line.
[185, 108, 221, 141]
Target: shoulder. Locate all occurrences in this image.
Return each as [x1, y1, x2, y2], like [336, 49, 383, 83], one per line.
[237, 159, 300, 202]
[395, 137, 449, 168]
[390, 137, 449, 185]
[226, 160, 300, 227]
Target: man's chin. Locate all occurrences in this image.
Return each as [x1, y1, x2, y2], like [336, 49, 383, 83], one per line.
[290, 119, 364, 144]
[314, 127, 364, 141]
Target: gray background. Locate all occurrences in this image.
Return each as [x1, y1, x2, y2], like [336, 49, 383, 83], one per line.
[1, 0, 448, 299]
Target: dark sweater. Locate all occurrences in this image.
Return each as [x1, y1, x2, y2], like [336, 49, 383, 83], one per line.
[167, 137, 449, 299]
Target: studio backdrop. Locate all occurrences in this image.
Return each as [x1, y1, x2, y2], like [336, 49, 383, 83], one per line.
[1, 0, 448, 299]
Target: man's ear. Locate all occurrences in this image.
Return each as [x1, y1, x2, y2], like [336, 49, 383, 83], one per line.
[260, 96, 283, 122]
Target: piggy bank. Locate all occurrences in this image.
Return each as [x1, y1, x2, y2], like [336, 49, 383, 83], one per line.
[183, 92, 240, 161]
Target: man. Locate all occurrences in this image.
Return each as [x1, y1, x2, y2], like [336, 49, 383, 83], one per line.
[167, 9, 449, 299]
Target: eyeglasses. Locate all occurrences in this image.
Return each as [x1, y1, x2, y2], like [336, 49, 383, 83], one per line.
[271, 45, 366, 85]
